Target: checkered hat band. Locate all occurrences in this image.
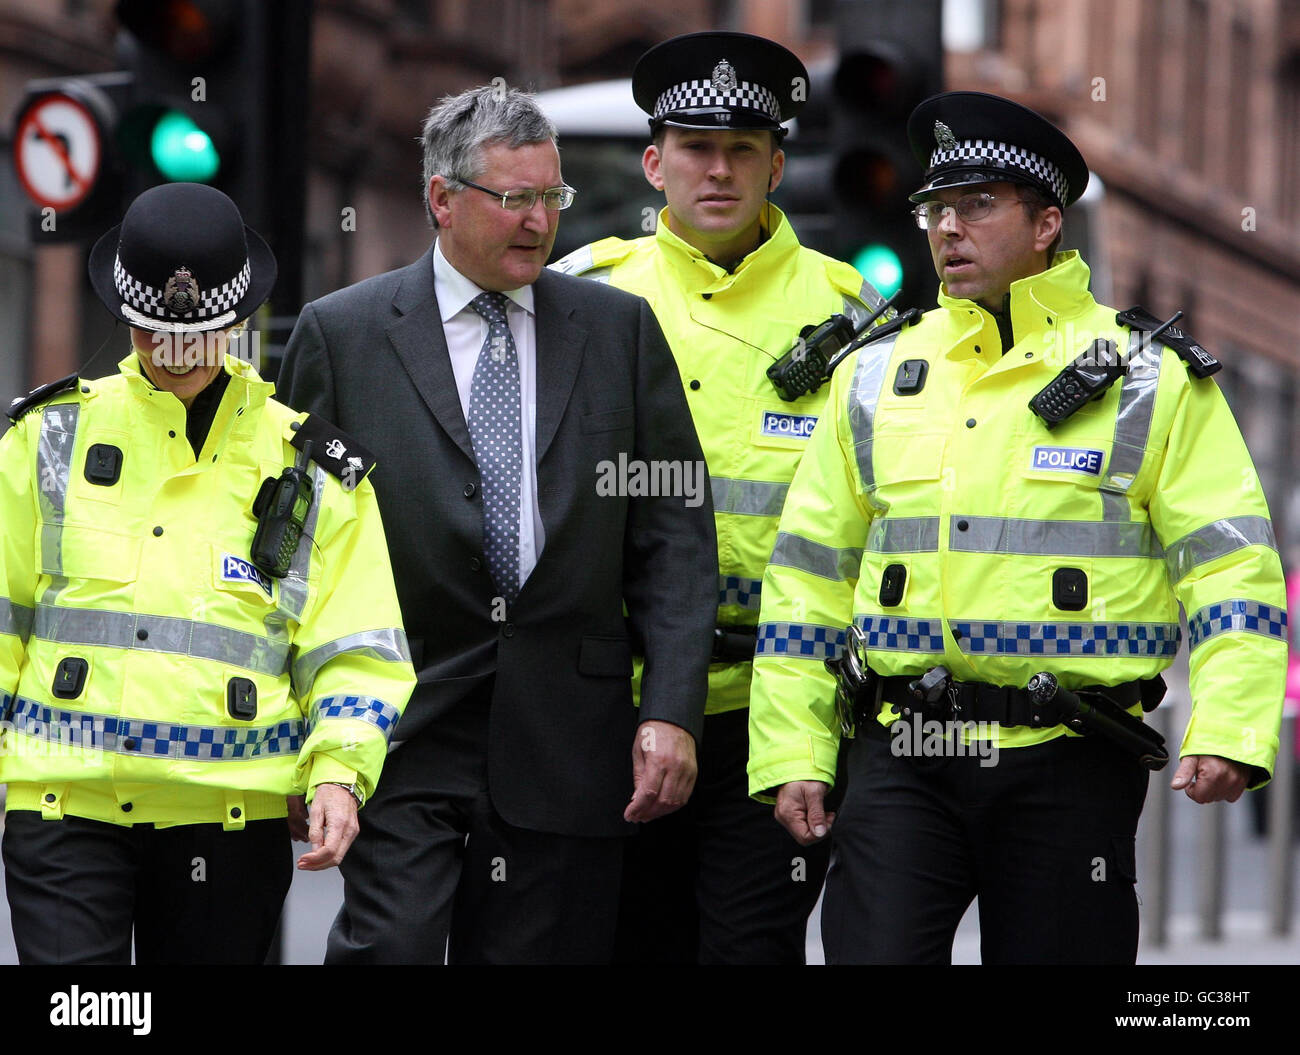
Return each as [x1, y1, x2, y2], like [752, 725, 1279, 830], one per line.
[929, 139, 1068, 204]
[653, 78, 782, 123]
[113, 254, 252, 321]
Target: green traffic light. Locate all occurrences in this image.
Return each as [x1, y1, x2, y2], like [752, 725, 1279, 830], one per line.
[150, 110, 219, 182]
[851, 243, 904, 298]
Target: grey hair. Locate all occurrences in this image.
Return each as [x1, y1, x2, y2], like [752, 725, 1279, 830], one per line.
[419, 84, 558, 228]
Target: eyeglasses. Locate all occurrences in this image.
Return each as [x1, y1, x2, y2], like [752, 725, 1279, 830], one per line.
[911, 192, 1019, 230]
[458, 178, 576, 211]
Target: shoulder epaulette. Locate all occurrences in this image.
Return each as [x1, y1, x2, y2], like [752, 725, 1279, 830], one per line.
[549, 238, 636, 278]
[855, 307, 922, 347]
[289, 414, 377, 491]
[1116, 306, 1221, 379]
[6, 373, 80, 425]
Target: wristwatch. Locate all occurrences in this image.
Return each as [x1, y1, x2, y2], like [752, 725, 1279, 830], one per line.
[322, 781, 365, 807]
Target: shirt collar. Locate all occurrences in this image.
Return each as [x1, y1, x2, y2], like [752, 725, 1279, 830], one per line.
[433, 237, 535, 322]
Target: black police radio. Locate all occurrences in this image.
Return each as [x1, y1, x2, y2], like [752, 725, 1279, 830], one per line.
[767, 292, 900, 401]
[1029, 310, 1184, 428]
[251, 441, 314, 578]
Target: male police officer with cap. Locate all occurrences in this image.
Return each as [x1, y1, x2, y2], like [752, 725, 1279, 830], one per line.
[748, 91, 1287, 964]
[554, 31, 888, 965]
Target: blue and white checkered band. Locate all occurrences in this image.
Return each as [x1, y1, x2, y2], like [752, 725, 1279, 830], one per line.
[113, 253, 250, 330]
[653, 78, 783, 124]
[929, 138, 1069, 205]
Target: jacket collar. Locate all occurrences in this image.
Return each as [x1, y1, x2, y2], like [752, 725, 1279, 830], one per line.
[652, 201, 799, 287]
[937, 250, 1096, 350]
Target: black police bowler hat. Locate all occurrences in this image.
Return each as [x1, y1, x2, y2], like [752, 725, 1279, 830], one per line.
[88, 183, 277, 333]
[907, 91, 1089, 208]
[633, 31, 808, 134]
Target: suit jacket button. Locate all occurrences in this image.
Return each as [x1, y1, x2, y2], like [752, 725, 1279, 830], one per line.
[469, 557, 482, 571]
[503, 623, 515, 638]
[464, 483, 477, 498]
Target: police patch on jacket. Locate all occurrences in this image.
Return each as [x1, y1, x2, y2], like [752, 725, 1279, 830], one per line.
[289, 414, 377, 491]
[220, 553, 274, 597]
[1030, 445, 1104, 475]
[760, 411, 817, 439]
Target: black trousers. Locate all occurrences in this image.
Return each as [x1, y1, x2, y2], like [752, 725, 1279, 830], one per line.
[614, 707, 831, 965]
[822, 728, 1148, 965]
[326, 684, 624, 965]
[2, 811, 291, 965]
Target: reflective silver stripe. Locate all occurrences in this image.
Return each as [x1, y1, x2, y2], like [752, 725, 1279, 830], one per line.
[769, 531, 862, 582]
[1100, 490, 1130, 522]
[857, 279, 887, 313]
[292, 628, 411, 699]
[0, 597, 34, 642]
[869, 516, 940, 553]
[848, 334, 899, 503]
[1188, 599, 1287, 651]
[711, 477, 789, 517]
[951, 619, 1181, 657]
[1100, 330, 1160, 508]
[1164, 516, 1278, 585]
[7, 695, 304, 760]
[33, 605, 291, 677]
[948, 516, 1164, 559]
[36, 404, 79, 575]
[310, 694, 402, 740]
[718, 575, 762, 610]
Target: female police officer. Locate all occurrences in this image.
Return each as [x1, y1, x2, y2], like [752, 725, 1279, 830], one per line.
[0, 182, 415, 964]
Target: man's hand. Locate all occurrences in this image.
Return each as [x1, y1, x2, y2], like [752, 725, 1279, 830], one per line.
[1170, 754, 1251, 804]
[775, 780, 835, 845]
[286, 794, 310, 842]
[625, 720, 697, 823]
[296, 783, 360, 870]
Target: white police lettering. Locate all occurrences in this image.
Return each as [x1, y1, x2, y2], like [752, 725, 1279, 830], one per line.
[50, 986, 151, 1035]
[761, 412, 818, 439]
[222, 554, 273, 596]
[1031, 446, 1104, 476]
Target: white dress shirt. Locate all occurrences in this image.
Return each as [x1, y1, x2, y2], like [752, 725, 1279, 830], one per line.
[433, 238, 544, 591]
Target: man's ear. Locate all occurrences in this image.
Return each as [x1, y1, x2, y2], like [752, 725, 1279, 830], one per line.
[768, 148, 786, 194]
[1033, 205, 1063, 253]
[428, 175, 454, 227]
[642, 143, 665, 191]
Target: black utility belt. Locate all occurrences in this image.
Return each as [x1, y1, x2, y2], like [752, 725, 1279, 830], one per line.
[712, 625, 758, 663]
[878, 675, 1154, 728]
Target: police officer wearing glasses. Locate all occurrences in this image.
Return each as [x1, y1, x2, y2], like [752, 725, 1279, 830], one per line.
[748, 92, 1287, 964]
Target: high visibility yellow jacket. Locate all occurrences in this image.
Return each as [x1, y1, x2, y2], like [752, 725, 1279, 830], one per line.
[553, 204, 886, 713]
[748, 252, 1287, 798]
[0, 353, 415, 827]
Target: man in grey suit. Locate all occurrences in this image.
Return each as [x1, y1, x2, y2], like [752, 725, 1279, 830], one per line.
[277, 86, 717, 964]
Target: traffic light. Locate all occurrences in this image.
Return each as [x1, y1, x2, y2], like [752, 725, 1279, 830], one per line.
[114, 0, 273, 230]
[829, 0, 942, 306]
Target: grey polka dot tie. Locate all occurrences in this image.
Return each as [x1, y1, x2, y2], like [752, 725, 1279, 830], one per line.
[467, 291, 521, 605]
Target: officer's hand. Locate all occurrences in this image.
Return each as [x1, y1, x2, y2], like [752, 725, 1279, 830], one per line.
[286, 794, 310, 842]
[775, 781, 835, 845]
[625, 720, 697, 823]
[1170, 754, 1250, 804]
[296, 783, 360, 870]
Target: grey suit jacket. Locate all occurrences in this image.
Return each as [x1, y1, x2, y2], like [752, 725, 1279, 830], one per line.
[277, 245, 716, 837]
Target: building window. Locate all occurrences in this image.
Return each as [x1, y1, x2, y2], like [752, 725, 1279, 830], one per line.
[1281, 51, 1300, 226]
[1226, 19, 1252, 194]
[1183, 0, 1207, 174]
